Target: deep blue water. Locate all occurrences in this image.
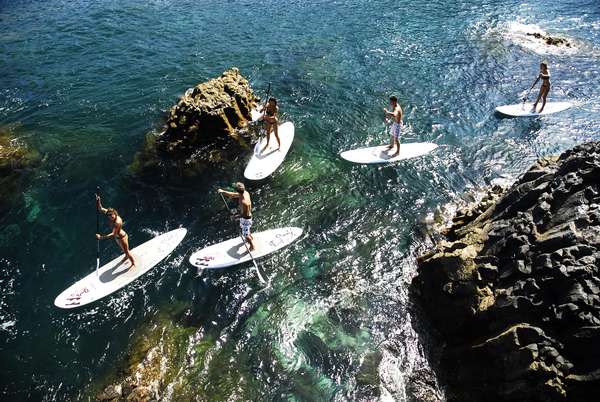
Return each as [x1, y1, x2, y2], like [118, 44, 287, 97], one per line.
[1, 0, 600, 400]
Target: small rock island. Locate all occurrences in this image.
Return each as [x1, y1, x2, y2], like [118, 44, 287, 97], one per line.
[130, 68, 259, 178]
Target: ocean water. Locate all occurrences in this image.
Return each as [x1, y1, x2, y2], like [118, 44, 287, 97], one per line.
[1, 0, 600, 400]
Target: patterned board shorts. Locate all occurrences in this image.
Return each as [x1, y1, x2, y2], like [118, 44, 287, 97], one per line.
[240, 217, 253, 237]
[390, 122, 402, 138]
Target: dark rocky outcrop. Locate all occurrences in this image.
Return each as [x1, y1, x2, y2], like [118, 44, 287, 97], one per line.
[526, 32, 572, 48]
[130, 68, 259, 178]
[413, 142, 600, 401]
[0, 127, 39, 218]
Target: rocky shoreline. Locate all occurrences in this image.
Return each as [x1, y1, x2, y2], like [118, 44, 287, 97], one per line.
[413, 142, 600, 401]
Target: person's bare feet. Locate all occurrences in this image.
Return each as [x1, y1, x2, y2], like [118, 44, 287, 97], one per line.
[386, 144, 393, 150]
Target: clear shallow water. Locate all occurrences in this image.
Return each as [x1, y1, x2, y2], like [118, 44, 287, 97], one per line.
[1, 0, 600, 400]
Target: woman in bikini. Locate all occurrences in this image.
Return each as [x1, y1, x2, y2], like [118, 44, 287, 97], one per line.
[261, 97, 281, 153]
[96, 195, 136, 268]
[530, 62, 551, 113]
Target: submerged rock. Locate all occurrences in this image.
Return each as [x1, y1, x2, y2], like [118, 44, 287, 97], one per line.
[0, 128, 39, 217]
[413, 143, 600, 401]
[130, 68, 259, 178]
[94, 309, 197, 402]
[526, 32, 572, 47]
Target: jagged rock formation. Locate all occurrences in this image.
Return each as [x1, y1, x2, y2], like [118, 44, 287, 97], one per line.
[526, 32, 572, 47]
[0, 128, 39, 217]
[414, 142, 600, 401]
[130, 68, 259, 178]
[159, 68, 258, 153]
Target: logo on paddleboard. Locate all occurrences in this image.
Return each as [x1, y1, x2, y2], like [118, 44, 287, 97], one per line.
[66, 287, 90, 303]
[195, 255, 214, 266]
[268, 230, 294, 248]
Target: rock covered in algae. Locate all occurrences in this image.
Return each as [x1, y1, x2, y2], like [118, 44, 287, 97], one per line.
[95, 312, 197, 401]
[413, 142, 600, 402]
[0, 128, 39, 216]
[130, 68, 259, 178]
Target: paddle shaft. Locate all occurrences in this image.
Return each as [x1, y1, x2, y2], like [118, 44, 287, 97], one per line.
[95, 186, 100, 277]
[263, 83, 271, 111]
[260, 83, 272, 139]
[218, 192, 267, 284]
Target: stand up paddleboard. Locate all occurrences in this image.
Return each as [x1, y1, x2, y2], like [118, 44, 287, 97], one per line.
[189, 227, 302, 271]
[340, 142, 438, 164]
[54, 228, 187, 309]
[495, 102, 572, 117]
[244, 122, 295, 180]
[251, 107, 263, 122]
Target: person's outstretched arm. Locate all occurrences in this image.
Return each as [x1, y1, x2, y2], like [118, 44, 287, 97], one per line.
[96, 195, 107, 214]
[217, 189, 240, 199]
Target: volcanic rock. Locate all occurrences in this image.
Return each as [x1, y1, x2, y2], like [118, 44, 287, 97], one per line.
[526, 32, 572, 47]
[414, 142, 600, 401]
[130, 68, 259, 178]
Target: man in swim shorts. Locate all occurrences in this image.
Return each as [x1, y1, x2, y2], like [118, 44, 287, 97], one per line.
[383, 95, 403, 157]
[217, 182, 256, 251]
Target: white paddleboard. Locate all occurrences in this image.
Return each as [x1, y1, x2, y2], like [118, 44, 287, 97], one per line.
[340, 142, 438, 164]
[189, 227, 302, 270]
[251, 107, 263, 122]
[244, 122, 295, 180]
[495, 101, 572, 117]
[54, 228, 187, 309]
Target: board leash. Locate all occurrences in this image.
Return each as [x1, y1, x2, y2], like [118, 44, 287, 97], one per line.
[219, 191, 268, 284]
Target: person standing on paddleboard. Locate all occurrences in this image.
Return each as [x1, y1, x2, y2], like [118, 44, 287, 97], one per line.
[530, 62, 551, 113]
[261, 97, 281, 153]
[217, 182, 256, 251]
[95, 195, 136, 267]
[383, 95, 403, 157]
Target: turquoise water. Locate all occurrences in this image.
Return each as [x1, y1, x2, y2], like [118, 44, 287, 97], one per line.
[2, 0, 600, 400]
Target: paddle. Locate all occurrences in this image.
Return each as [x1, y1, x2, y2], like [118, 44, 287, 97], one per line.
[258, 83, 272, 139]
[219, 191, 267, 284]
[95, 186, 101, 278]
[262, 82, 271, 114]
[521, 87, 533, 110]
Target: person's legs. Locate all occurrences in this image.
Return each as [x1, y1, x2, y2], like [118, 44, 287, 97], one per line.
[117, 236, 136, 267]
[539, 85, 550, 113]
[532, 89, 543, 111]
[262, 123, 272, 152]
[273, 118, 281, 149]
[246, 234, 256, 251]
[390, 124, 401, 156]
[391, 136, 400, 157]
[241, 218, 255, 251]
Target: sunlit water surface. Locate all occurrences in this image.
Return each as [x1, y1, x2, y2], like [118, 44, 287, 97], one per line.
[1, 0, 600, 400]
